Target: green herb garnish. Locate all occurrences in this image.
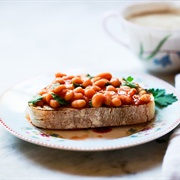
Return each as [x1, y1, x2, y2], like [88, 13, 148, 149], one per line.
[122, 76, 177, 107]
[122, 76, 137, 88]
[28, 95, 43, 105]
[148, 88, 178, 107]
[88, 100, 93, 107]
[128, 128, 138, 135]
[50, 83, 60, 90]
[51, 93, 69, 105]
[105, 82, 111, 86]
[72, 83, 83, 88]
[86, 74, 94, 79]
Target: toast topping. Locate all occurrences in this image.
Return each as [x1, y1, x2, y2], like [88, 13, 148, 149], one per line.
[28, 72, 153, 109]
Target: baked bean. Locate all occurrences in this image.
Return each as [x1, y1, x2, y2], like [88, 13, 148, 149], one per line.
[96, 72, 112, 80]
[94, 79, 109, 88]
[61, 89, 68, 97]
[34, 72, 151, 108]
[45, 93, 53, 104]
[55, 72, 66, 78]
[71, 77, 83, 84]
[50, 99, 60, 108]
[65, 75, 74, 80]
[103, 93, 112, 106]
[101, 87, 106, 91]
[140, 94, 151, 103]
[83, 96, 90, 103]
[91, 76, 101, 83]
[119, 95, 132, 104]
[64, 90, 74, 101]
[128, 88, 137, 96]
[82, 78, 92, 87]
[138, 87, 143, 91]
[106, 85, 117, 92]
[120, 86, 131, 91]
[42, 94, 47, 103]
[71, 99, 86, 108]
[92, 85, 101, 92]
[84, 88, 96, 98]
[36, 100, 44, 107]
[106, 90, 116, 96]
[111, 96, 122, 107]
[66, 84, 74, 90]
[139, 89, 147, 96]
[74, 87, 84, 94]
[110, 78, 121, 87]
[73, 92, 84, 100]
[54, 85, 66, 94]
[55, 77, 65, 84]
[92, 93, 104, 108]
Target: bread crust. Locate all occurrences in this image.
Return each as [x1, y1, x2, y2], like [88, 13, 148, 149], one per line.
[27, 98, 155, 129]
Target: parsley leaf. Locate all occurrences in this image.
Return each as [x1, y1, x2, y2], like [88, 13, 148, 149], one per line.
[28, 95, 43, 105]
[86, 74, 94, 79]
[105, 82, 111, 86]
[126, 76, 134, 82]
[50, 83, 60, 90]
[148, 88, 178, 107]
[51, 93, 69, 105]
[122, 76, 137, 88]
[72, 83, 83, 88]
[88, 100, 93, 107]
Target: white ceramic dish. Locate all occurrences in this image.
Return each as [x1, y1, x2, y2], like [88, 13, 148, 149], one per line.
[0, 72, 180, 151]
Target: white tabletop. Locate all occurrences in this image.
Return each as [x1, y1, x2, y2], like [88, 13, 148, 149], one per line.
[0, 1, 177, 179]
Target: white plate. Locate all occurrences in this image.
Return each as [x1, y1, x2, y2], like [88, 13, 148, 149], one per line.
[0, 73, 180, 151]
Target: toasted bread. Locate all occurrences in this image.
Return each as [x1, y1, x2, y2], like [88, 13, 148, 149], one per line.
[28, 99, 155, 129]
[27, 72, 155, 129]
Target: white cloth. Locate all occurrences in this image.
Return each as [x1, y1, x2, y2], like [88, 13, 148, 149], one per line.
[162, 125, 180, 179]
[162, 74, 180, 179]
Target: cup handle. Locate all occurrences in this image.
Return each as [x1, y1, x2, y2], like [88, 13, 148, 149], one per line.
[103, 11, 129, 48]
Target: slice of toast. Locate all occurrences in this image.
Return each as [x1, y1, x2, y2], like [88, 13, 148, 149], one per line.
[27, 72, 155, 129]
[28, 100, 155, 129]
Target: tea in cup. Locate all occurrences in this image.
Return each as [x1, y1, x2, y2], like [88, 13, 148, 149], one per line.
[103, 2, 180, 73]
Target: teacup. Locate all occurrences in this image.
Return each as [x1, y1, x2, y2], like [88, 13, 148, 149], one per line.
[103, 2, 180, 73]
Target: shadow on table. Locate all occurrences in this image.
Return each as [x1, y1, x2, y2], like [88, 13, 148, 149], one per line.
[15, 133, 170, 177]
